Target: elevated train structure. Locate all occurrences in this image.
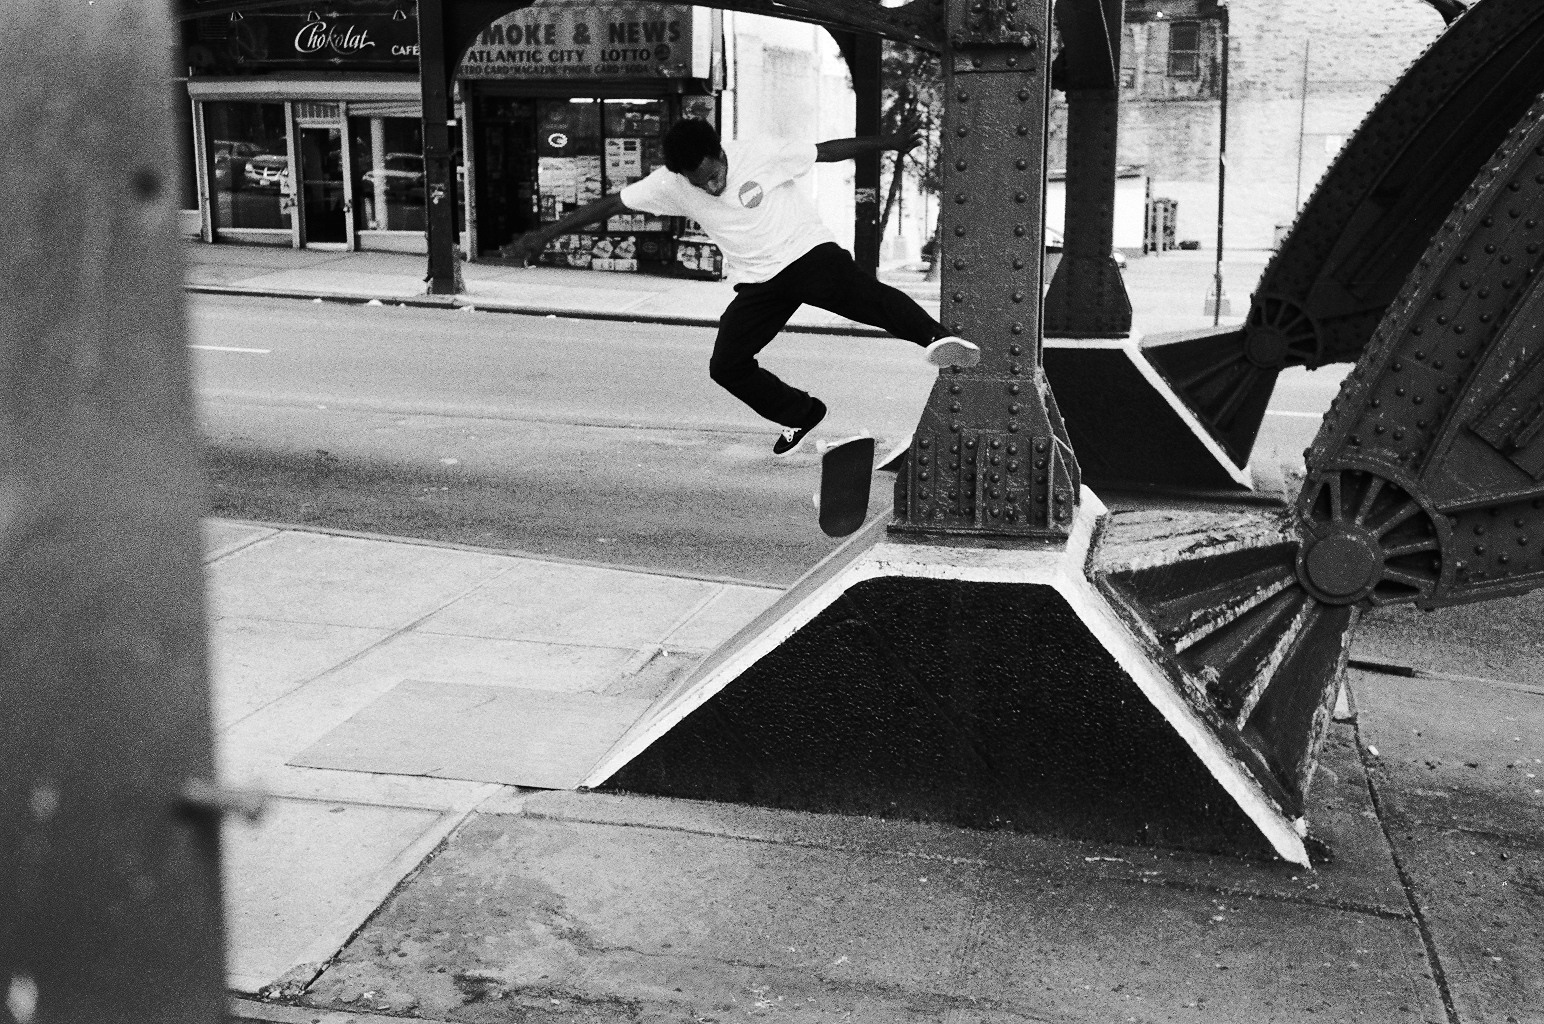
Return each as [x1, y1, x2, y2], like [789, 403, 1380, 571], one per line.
[173, 0, 1544, 867]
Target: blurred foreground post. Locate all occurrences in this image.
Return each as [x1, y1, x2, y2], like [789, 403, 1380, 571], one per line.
[0, 2, 226, 1021]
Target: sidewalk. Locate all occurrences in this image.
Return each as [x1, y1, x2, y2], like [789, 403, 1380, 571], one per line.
[183, 238, 1270, 338]
[211, 515, 1544, 1024]
[183, 241, 943, 335]
[195, 243, 1543, 1022]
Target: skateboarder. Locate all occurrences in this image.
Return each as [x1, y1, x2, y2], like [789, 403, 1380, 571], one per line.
[501, 118, 979, 457]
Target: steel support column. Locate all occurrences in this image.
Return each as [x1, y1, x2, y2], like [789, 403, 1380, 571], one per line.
[893, 0, 1082, 538]
[418, 0, 462, 295]
[1032, 0, 1251, 494]
[1043, 0, 1131, 337]
[584, 0, 1322, 867]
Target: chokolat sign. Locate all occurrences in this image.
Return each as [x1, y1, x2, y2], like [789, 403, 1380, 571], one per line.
[188, 1, 419, 71]
[460, 2, 699, 79]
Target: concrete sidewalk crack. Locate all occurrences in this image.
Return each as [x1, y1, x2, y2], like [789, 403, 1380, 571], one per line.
[1353, 708, 1462, 1024]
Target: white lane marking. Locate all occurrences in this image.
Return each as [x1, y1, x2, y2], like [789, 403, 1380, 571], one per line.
[189, 345, 270, 354]
[1266, 409, 1324, 419]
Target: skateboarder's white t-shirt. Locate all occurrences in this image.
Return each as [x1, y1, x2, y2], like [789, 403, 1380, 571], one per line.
[619, 138, 838, 285]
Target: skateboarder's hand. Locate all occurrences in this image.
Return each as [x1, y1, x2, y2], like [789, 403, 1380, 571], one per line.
[880, 128, 924, 156]
[499, 233, 545, 267]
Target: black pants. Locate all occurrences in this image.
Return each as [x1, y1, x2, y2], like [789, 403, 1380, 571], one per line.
[709, 242, 945, 427]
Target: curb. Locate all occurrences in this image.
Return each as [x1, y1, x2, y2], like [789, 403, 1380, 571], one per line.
[184, 283, 925, 338]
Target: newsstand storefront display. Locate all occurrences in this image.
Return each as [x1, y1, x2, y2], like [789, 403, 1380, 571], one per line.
[459, 1, 724, 277]
[183, 0, 725, 277]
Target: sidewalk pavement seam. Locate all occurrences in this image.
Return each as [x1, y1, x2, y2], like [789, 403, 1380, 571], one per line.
[655, 585, 732, 649]
[1351, 698, 1462, 1024]
[211, 518, 784, 591]
[216, 559, 521, 736]
[205, 527, 282, 566]
[409, 625, 682, 657]
[254, 782, 508, 1002]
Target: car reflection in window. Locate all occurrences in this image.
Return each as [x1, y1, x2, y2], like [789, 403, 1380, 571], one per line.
[362, 153, 425, 202]
[244, 153, 290, 191]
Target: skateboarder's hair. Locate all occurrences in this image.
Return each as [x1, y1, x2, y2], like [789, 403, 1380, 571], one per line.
[663, 118, 721, 174]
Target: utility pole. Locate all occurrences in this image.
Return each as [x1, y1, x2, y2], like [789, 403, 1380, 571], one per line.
[1211, 1, 1230, 326]
[1293, 38, 1310, 211]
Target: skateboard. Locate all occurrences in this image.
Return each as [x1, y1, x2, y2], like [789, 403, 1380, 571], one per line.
[814, 434, 876, 537]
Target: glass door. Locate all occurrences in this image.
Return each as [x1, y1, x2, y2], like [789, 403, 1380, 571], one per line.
[472, 96, 538, 255]
[298, 125, 348, 245]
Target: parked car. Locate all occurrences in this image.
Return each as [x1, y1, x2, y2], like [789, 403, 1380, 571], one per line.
[244, 153, 289, 191]
[361, 153, 425, 200]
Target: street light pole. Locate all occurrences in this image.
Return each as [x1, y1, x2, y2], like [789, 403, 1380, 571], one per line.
[1212, 1, 1229, 326]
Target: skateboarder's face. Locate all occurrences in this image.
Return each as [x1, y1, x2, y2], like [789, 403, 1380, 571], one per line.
[684, 151, 728, 196]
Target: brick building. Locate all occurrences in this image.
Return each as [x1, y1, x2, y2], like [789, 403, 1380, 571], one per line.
[1048, 0, 1451, 250]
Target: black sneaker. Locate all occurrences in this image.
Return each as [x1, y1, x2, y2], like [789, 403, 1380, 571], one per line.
[773, 399, 827, 458]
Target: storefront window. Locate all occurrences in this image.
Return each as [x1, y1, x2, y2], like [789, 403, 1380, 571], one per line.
[350, 116, 425, 233]
[602, 98, 665, 191]
[349, 115, 464, 237]
[536, 99, 603, 223]
[205, 101, 289, 230]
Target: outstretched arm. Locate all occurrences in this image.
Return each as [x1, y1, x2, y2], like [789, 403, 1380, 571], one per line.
[500, 191, 636, 265]
[815, 130, 923, 163]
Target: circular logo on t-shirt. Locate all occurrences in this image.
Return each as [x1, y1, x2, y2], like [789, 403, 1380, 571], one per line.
[738, 180, 764, 208]
[547, 132, 569, 149]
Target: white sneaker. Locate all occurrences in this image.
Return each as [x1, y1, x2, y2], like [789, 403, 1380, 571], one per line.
[924, 336, 981, 368]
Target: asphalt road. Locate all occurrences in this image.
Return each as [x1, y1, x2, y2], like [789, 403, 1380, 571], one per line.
[191, 292, 1348, 585]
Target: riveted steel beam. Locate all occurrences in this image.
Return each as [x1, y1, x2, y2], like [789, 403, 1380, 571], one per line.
[1090, 90, 1544, 826]
[1146, 0, 1544, 470]
[1089, 86, 1544, 812]
[1296, 93, 1544, 612]
[893, 0, 1082, 538]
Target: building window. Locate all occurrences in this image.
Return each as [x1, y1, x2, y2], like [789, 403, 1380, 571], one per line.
[205, 101, 290, 231]
[1167, 21, 1202, 79]
[350, 116, 426, 233]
